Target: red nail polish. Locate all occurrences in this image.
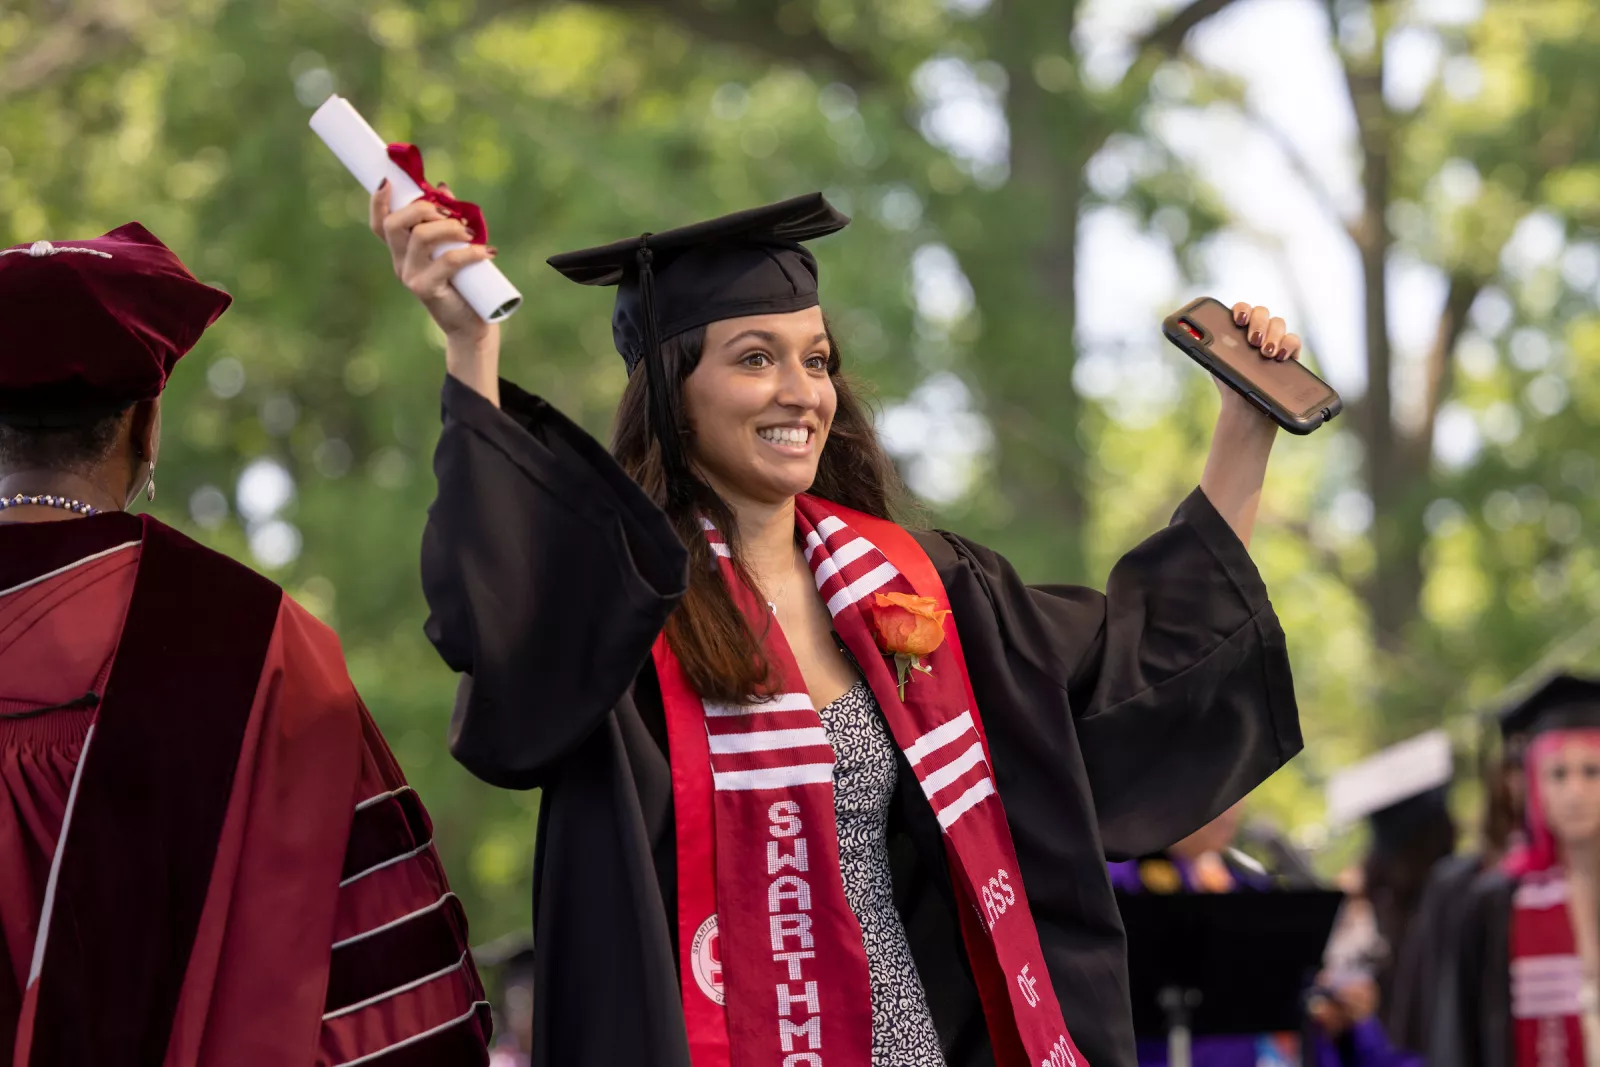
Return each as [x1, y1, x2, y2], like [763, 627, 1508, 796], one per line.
[1249, 331, 1262, 345]
[1263, 343, 1276, 357]
[487, 246, 499, 257]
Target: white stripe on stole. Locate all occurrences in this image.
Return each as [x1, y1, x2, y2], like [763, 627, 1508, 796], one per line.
[703, 692, 815, 718]
[1517, 878, 1570, 909]
[814, 515, 847, 539]
[936, 778, 996, 830]
[713, 763, 836, 792]
[699, 517, 718, 531]
[824, 560, 900, 617]
[905, 711, 975, 766]
[706, 727, 831, 754]
[802, 515, 849, 561]
[27, 722, 97, 985]
[1511, 955, 1585, 1018]
[918, 742, 986, 798]
[710, 542, 731, 558]
[810, 537, 875, 584]
[1516, 955, 1586, 982]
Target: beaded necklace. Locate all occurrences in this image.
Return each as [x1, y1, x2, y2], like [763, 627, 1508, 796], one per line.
[0, 493, 101, 517]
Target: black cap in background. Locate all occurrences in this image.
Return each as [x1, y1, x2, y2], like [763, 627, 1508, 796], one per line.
[1325, 729, 1454, 830]
[1498, 673, 1600, 739]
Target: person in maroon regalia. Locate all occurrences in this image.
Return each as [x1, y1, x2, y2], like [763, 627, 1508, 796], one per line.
[0, 224, 489, 1066]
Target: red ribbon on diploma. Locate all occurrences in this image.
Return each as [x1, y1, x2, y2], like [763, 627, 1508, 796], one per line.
[385, 144, 489, 245]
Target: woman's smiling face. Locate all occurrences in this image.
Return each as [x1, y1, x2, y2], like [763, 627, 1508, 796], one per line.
[682, 305, 836, 508]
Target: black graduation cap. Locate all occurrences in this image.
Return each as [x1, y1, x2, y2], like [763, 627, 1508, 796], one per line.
[1117, 889, 1345, 1036]
[547, 193, 850, 501]
[1365, 785, 1454, 853]
[1499, 672, 1600, 737]
[1325, 729, 1454, 831]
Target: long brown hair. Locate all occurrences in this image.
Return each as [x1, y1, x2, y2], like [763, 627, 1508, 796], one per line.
[612, 321, 904, 703]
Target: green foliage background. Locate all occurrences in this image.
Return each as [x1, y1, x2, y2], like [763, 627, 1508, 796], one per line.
[5, 0, 1600, 939]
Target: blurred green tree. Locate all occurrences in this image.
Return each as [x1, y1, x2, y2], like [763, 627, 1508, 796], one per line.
[6, 0, 1600, 926]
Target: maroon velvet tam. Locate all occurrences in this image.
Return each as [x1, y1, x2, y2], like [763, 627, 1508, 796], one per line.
[0, 221, 232, 418]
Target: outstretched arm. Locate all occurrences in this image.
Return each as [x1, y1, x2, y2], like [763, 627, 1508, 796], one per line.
[365, 183, 688, 787]
[1198, 301, 1302, 548]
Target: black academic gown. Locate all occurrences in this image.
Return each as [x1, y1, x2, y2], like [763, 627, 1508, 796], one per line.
[1429, 868, 1516, 1067]
[420, 376, 1303, 1067]
[1386, 851, 1486, 1055]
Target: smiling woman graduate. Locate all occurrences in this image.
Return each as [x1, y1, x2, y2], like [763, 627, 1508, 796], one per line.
[0, 224, 488, 1067]
[374, 189, 1304, 1067]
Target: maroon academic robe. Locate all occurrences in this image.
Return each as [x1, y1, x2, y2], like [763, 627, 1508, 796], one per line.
[0, 512, 489, 1066]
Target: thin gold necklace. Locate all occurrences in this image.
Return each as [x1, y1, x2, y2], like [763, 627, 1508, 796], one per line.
[762, 546, 807, 616]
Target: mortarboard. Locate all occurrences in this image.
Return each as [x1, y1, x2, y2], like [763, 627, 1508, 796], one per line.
[0, 222, 231, 424]
[547, 193, 850, 501]
[1497, 672, 1600, 738]
[1324, 729, 1454, 829]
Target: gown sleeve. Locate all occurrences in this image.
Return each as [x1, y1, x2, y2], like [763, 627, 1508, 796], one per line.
[936, 487, 1300, 858]
[421, 376, 689, 789]
[316, 701, 491, 1067]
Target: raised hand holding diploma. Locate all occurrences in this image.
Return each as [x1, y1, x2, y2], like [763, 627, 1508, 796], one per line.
[310, 94, 521, 324]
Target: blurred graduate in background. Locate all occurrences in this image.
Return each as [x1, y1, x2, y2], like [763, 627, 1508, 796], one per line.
[1433, 674, 1600, 1067]
[1323, 729, 1459, 1049]
[1387, 694, 1535, 1057]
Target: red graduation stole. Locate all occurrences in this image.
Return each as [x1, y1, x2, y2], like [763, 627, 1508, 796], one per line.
[1510, 872, 1588, 1067]
[653, 494, 1084, 1067]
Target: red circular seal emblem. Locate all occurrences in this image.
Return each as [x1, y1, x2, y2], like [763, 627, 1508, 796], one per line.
[690, 914, 723, 1005]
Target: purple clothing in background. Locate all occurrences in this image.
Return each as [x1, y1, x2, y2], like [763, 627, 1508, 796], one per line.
[1110, 857, 1422, 1067]
[1131, 1020, 1418, 1067]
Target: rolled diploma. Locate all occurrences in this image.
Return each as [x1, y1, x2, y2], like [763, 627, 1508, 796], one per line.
[309, 95, 522, 323]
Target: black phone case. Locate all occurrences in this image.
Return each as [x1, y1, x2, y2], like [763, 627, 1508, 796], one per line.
[1161, 296, 1342, 435]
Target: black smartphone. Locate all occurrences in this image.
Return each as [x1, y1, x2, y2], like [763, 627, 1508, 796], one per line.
[1162, 296, 1342, 435]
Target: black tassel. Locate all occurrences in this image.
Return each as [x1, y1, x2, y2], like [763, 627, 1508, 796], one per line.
[637, 237, 692, 507]
[0, 690, 100, 720]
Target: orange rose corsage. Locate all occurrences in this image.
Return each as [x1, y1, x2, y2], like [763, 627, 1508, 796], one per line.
[869, 591, 952, 700]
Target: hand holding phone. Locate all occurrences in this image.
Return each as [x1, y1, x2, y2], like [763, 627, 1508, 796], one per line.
[1163, 297, 1341, 435]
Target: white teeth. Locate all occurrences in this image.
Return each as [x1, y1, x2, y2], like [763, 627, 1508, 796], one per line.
[759, 427, 809, 446]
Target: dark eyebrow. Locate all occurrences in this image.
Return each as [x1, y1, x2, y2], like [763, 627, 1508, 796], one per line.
[721, 329, 831, 350]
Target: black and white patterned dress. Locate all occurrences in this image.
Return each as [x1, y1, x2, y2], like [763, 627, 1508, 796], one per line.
[817, 680, 947, 1067]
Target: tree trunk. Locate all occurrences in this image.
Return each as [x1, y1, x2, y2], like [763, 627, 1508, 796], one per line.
[950, 5, 1091, 581]
[1339, 2, 1428, 655]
